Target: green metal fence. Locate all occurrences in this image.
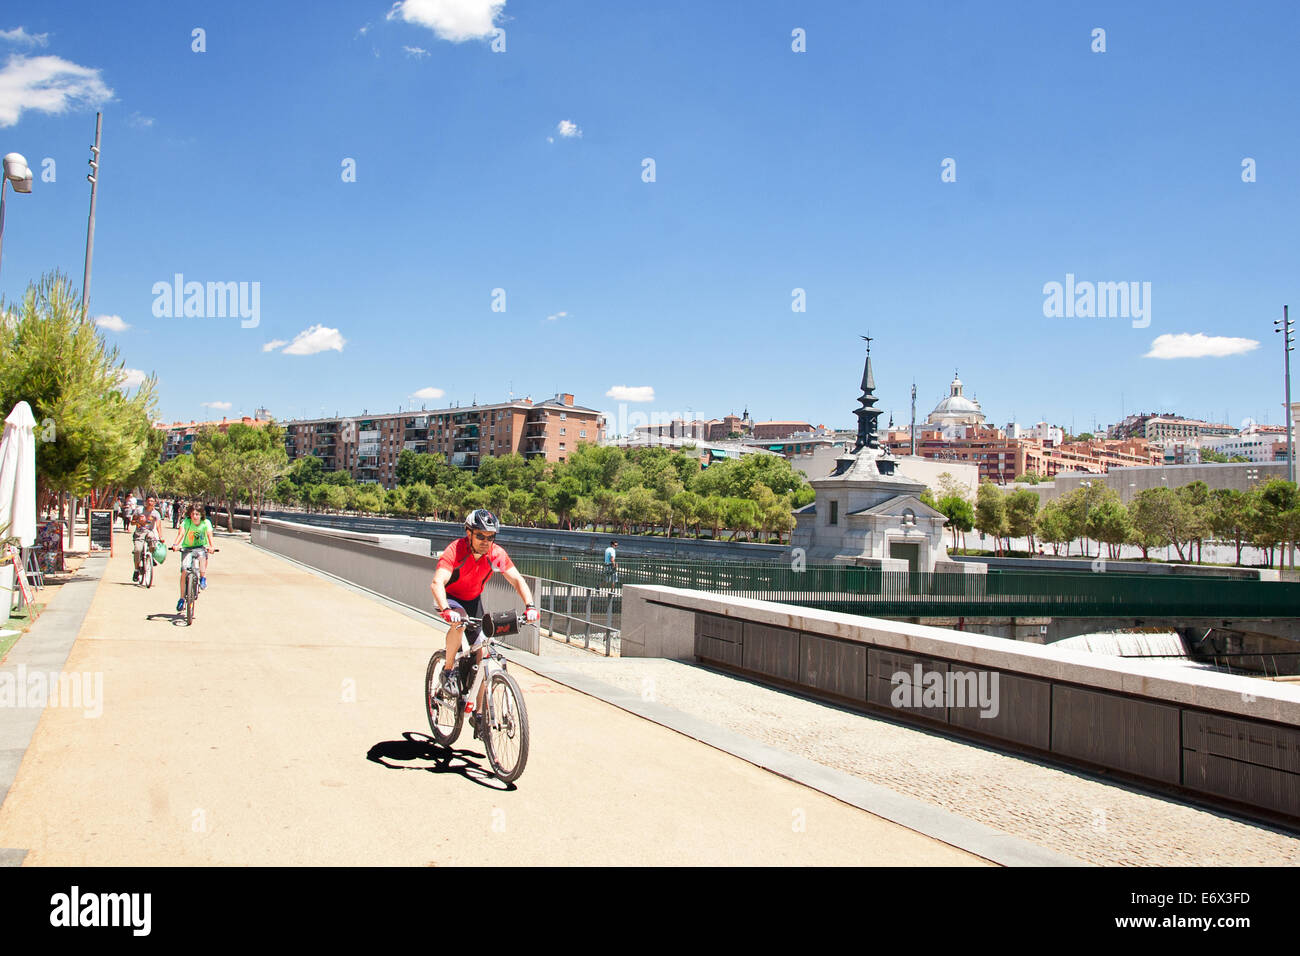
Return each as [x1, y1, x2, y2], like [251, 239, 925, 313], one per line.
[509, 554, 1300, 619]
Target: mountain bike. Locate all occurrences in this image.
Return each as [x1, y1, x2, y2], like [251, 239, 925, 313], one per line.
[425, 611, 531, 783]
[171, 546, 218, 626]
[136, 540, 155, 588]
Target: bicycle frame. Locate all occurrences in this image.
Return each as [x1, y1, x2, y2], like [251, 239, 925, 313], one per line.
[451, 630, 506, 716]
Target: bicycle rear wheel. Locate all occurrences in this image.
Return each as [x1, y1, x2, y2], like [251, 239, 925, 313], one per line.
[425, 650, 463, 746]
[483, 671, 529, 783]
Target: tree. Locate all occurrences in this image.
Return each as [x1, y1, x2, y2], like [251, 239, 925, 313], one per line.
[0, 273, 160, 522]
[288, 456, 324, 486]
[974, 482, 1008, 554]
[1006, 488, 1040, 553]
[1127, 488, 1180, 561]
[1209, 488, 1250, 565]
[1175, 480, 1212, 563]
[1037, 501, 1073, 556]
[1087, 495, 1132, 558]
[937, 494, 974, 550]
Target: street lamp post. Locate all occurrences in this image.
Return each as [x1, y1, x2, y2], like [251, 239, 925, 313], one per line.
[1276, 306, 1295, 484]
[0, 151, 34, 276]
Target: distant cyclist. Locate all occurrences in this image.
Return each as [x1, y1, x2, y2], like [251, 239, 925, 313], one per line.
[130, 495, 163, 582]
[431, 509, 539, 717]
[169, 503, 215, 613]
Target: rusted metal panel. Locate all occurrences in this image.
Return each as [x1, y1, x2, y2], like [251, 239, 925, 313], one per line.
[695, 612, 742, 645]
[1183, 750, 1300, 818]
[743, 622, 800, 681]
[800, 633, 867, 701]
[1183, 712, 1300, 775]
[695, 613, 742, 666]
[948, 671, 1052, 751]
[868, 649, 949, 722]
[1051, 686, 1180, 784]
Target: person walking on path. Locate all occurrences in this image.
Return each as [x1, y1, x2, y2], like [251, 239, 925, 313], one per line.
[604, 540, 619, 586]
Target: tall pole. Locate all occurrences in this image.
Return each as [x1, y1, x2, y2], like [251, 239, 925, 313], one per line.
[910, 382, 917, 457]
[1278, 305, 1295, 484]
[0, 176, 7, 277]
[81, 111, 102, 319]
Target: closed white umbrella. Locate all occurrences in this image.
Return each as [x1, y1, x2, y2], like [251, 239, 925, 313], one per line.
[0, 401, 37, 546]
[0, 402, 37, 612]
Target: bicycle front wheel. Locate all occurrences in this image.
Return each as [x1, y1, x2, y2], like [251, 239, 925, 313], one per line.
[186, 574, 196, 625]
[143, 555, 153, 588]
[483, 671, 529, 783]
[425, 651, 463, 747]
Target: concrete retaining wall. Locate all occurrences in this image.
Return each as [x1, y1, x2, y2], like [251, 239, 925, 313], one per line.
[622, 584, 1300, 824]
[251, 518, 539, 653]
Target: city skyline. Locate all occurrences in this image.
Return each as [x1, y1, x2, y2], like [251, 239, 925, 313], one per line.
[0, 2, 1296, 433]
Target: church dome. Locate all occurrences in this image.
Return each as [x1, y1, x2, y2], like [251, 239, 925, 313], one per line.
[927, 373, 985, 425]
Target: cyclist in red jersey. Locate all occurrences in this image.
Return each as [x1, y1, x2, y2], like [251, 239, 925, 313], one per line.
[431, 509, 539, 712]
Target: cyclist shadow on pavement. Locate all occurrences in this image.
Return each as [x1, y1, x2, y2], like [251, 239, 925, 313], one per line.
[144, 612, 194, 627]
[367, 731, 515, 791]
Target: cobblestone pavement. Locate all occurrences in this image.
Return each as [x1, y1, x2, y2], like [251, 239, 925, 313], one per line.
[546, 656, 1300, 866]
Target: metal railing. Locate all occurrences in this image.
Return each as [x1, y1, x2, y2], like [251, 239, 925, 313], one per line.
[533, 574, 619, 656]
[510, 554, 1300, 620]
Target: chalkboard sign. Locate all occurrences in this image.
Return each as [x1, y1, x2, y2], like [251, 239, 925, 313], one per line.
[90, 510, 114, 553]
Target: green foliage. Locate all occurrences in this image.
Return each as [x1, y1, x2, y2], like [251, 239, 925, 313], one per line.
[0, 273, 160, 500]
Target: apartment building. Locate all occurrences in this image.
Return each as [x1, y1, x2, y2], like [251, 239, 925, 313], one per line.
[282, 393, 605, 487]
[884, 425, 1159, 483]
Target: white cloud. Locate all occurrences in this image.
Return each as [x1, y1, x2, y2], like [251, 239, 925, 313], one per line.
[404, 45, 430, 58]
[556, 119, 582, 138]
[126, 110, 154, 128]
[387, 0, 505, 43]
[282, 325, 346, 356]
[94, 314, 130, 333]
[607, 385, 655, 403]
[1144, 333, 1259, 360]
[0, 28, 49, 47]
[546, 311, 567, 322]
[117, 368, 146, 390]
[412, 387, 445, 399]
[0, 53, 113, 127]
[262, 339, 288, 352]
[201, 401, 232, 410]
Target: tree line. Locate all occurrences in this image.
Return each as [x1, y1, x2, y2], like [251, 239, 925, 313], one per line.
[261, 443, 814, 543]
[931, 475, 1300, 567]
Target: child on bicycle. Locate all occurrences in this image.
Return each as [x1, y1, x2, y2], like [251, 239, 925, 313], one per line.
[169, 503, 215, 612]
[130, 495, 163, 582]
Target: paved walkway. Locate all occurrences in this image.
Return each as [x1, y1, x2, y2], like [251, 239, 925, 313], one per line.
[0, 529, 982, 866]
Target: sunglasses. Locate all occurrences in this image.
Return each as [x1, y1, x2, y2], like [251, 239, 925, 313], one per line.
[471, 531, 496, 542]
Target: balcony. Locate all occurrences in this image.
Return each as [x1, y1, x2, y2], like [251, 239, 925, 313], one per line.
[403, 440, 428, 452]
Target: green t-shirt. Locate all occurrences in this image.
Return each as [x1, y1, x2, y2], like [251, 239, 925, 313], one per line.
[180, 517, 214, 549]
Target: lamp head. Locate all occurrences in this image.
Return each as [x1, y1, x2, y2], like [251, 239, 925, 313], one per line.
[2, 152, 32, 191]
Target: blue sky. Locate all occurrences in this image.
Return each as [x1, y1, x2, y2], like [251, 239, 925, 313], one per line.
[1, 0, 1297, 435]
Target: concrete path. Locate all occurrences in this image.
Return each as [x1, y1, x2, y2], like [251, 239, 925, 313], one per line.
[0, 529, 983, 866]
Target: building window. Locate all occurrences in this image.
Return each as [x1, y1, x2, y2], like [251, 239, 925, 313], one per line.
[560, 428, 566, 436]
[829, 501, 838, 525]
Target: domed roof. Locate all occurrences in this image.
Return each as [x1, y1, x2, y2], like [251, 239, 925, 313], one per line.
[927, 372, 985, 425]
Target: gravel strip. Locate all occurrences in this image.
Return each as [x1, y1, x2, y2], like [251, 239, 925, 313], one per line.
[547, 657, 1300, 866]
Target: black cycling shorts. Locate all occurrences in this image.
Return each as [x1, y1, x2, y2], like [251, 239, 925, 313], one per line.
[446, 597, 484, 643]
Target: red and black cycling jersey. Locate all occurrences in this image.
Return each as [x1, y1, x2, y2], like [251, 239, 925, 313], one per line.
[436, 536, 515, 601]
